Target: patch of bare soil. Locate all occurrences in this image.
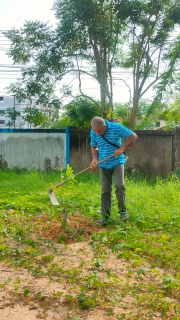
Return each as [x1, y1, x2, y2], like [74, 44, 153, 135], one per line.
[0, 215, 179, 320]
[36, 214, 104, 244]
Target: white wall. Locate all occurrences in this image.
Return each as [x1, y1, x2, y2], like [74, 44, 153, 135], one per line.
[0, 132, 66, 170]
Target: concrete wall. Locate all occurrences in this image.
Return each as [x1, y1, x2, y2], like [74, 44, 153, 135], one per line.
[1, 128, 180, 177]
[0, 130, 67, 170]
[127, 130, 176, 177]
[175, 128, 180, 171]
[70, 129, 92, 170]
[69, 128, 178, 178]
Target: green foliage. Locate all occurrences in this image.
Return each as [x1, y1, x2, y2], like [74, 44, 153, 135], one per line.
[162, 97, 180, 129]
[135, 99, 168, 129]
[22, 106, 47, 128]
[7, 79, 58, 106]
[23, 288, 30, 297]
[116, 0, 180, 128]
[63, 96, 102, 128]
[60, 164, 75, 183]
[6, 80, 62, 128]
[77, 291, 95, 309]
[114, 103, 131, 127]
[114, 99, 168, 129]
[50, 114, 71, 129]
[5, 106, 21, 128]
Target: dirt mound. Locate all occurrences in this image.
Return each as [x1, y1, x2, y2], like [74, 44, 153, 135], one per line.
[37, 214, 103, 244]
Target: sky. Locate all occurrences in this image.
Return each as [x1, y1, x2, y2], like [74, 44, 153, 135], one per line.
[0, 0, 57, 94]
[0, 0, 154, 104]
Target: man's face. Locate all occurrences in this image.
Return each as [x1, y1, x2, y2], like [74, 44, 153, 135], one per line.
[93, 124, 107, 135]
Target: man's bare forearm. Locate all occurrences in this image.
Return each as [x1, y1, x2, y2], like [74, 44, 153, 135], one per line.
[123, 132, 138, 150]
[91, 146, 98, 161]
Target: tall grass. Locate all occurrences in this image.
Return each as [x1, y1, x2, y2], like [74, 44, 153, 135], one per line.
[1, 168, 180, 218]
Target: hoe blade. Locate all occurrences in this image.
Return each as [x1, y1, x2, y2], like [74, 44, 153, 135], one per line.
[48, 189, 59, 205]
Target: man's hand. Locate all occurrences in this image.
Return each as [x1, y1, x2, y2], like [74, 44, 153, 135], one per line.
[90, 159, 98, 170]
[114, 146, 125, 156]
[114, 132, 137, 156]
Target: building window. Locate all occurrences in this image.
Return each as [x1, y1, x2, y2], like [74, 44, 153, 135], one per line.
[0, 120, 5, 124]
[156, 121, 160, 127]
[0, 96, 4, 102]
[0, 110, 5, 115]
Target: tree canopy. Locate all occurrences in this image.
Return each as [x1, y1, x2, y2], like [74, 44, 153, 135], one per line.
[117, 0, 180, 128]
[4, 0, 180, 129]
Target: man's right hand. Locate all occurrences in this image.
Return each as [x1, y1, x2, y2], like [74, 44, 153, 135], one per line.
[90, 160, 98, 170]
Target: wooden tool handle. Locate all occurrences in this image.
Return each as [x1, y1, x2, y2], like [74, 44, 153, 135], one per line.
[54, 153, 115, 188]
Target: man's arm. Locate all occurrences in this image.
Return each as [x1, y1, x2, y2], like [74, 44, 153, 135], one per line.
[114, 132, 138, 156]
[90, 146, 98, 169]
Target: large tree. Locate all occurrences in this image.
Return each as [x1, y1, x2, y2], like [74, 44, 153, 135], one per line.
[4, 0, 134, 118]
[52, 0, 132, 117]
[116, 0, 180, 128]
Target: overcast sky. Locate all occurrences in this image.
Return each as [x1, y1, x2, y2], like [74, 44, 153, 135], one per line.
[0, 0, 57, 94]
[0, 0, 154, 104]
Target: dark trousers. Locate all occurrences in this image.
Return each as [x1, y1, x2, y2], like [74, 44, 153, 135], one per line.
[99, 164, 126, 220]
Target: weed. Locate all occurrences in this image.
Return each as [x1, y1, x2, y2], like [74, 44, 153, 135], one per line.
[77, 291, 95, 310]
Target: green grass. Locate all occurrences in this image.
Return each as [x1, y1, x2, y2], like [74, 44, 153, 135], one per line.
[0, 169, 180, 266]
[0, 168, 180, 319]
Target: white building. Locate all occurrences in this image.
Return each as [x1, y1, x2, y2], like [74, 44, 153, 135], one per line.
[0, 95, 46, 129]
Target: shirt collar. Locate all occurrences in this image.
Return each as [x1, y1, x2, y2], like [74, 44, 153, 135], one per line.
[104, 120, 110, 132]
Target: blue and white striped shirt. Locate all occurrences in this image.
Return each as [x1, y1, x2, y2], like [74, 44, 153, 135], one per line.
[90, 120, 133, 169]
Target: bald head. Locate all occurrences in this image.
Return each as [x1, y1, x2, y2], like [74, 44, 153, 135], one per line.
[91, 117, 105, 128]
[91, 117, 107, 135]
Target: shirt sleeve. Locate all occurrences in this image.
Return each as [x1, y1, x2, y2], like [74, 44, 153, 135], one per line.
[90, 130, 97, 147]
[118, 124, 133, 138]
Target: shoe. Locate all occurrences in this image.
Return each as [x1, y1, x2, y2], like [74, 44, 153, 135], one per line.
[120, 213, 129, 222]
[96, 218, 109, 226]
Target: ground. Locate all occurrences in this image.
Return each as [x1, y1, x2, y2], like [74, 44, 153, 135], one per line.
[0, 214, 179, 320]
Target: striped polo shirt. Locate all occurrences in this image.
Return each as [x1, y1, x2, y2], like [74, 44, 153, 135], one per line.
[90, 120, 133, 169]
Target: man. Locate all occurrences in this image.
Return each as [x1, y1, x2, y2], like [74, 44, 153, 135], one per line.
[90, 117, 137, 224]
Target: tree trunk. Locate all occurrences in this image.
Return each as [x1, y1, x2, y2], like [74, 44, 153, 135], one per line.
[108, 63, 113, 119]
[129, 94, 139, 129]
[99, 82, 105, 118]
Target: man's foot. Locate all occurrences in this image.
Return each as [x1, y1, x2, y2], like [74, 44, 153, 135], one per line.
[120, 213, 129, 222]
[96, 218, 109, 226]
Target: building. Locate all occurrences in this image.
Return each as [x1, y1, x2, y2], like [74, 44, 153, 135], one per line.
[0, 95, 48, 129]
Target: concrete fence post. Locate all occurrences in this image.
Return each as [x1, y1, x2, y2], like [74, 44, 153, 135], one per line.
[175, 127, 180, 172]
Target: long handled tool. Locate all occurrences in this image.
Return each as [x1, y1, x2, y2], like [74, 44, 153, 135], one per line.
[48, 153, 115, 205]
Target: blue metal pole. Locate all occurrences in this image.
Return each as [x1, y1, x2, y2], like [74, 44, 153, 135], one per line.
[65, 126, 70, 166]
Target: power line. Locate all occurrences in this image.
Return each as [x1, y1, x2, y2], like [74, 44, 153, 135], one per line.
[0, 71, 22, 73]
[0, 65, 29, 68]
[0, 78, 20, 79]
[0, 70, 22, 73]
